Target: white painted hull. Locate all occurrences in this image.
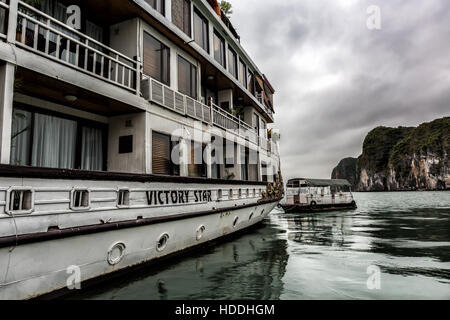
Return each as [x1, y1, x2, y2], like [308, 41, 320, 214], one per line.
[0, 200, 277, 300]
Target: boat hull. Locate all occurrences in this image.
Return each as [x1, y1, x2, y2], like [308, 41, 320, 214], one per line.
[0, 201, 278, 300]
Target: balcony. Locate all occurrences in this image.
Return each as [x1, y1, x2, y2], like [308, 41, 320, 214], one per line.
[11, 1, 140, 94]
[141, 76, 260, 146]
[256, 92, 274, 122]
[1, 1, 276, 153]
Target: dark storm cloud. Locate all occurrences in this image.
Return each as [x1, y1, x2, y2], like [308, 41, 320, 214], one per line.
[230, 0, 450, 179]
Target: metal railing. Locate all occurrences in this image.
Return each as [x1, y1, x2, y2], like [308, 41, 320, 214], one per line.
[141, 77, 212, 124]
[141, 76, 262, 145]
[2, 1, 278, 153]
[13, 1, 140, 93]
[0, 0, 9, 40]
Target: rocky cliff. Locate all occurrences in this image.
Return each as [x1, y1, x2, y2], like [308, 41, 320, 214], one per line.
[332, 117, 449, 191]
[331, 157, 358, 189]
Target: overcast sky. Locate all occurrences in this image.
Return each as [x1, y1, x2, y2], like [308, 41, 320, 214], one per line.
[229, 0, 450, 180]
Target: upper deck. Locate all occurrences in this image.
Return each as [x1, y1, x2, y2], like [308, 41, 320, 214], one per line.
[0, 0, 280, 183]
[0, 0, 275, 123]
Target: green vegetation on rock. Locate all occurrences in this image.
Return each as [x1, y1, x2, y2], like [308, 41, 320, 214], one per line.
[359, 126, 413, 174]
[390, 117, 450, 166]
[333, 117, 449, 191]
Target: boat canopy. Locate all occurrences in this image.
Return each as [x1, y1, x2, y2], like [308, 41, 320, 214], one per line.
[287, 178, 352, 187]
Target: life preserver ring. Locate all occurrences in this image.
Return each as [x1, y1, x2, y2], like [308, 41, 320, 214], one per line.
[310, 201, 317, 208]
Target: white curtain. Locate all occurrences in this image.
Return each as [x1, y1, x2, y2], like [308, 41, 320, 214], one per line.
[10, 109, 32, 166]
[32, 113, 77, 169]
[81, 126, 103, 171]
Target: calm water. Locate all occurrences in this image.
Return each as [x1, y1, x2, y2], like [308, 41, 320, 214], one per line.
[69, 192, 450, 300]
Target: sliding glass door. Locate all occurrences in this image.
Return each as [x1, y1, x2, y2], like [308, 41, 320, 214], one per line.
[10, 105, 106, 171]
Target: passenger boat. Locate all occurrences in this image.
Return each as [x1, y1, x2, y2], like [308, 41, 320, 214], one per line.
[0, 0, 282, 299]
[281, 179, 356, 213]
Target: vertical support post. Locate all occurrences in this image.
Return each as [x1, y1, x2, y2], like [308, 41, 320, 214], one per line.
[206, 142, 212, 179]
[135, 57, 141, 95]
[179, 137, 189, 177]
[0, 63, 15, 164]
[145, 112, 152, 174]
[7, 0, 18, 44]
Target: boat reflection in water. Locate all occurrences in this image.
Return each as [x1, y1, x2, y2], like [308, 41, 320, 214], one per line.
[69, 192, 450, 300]
[68, 223, 290, 300]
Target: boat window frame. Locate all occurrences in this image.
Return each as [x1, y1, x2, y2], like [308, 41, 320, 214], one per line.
[10, 103, 108, 171]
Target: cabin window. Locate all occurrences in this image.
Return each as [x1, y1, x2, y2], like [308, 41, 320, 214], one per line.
[143, 32, 170, 86]
[248, 71, 255, 96]
[118, 190, 130, 207]
[71, 190, 90, 210]
[178, 55, 197, 99]
[172, 0, 191, 36]
[193, 9, 209, 53]
[240, 147, 249, 181]
[0, 6, 6, 35]
[9, 190, 33, 213]
[239, 59, 247, 88]
[10, 106, 106, 171]
[145, 0, 165, 15]
[211, 136, 221, 179]
[213, 30, 226, 68]
[188, 141, 207, 178]
[152, 132, 180, 176]
[261, 120, 267, 138]
[261, 163, 268, 182]
[227, 47, 238, 78]
[41, 0, 106, 68]
[253, 113, 260, 133]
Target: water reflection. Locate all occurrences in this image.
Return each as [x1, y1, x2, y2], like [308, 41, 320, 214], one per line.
[69, 192, 450, 300]
[69, 224, 290, 300]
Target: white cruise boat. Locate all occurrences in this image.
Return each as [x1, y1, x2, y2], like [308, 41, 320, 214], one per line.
[0, 0, 282, 299]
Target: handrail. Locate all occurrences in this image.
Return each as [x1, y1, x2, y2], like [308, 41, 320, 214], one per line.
[142, 76, 263, 145]
[14, 1, 140, 93]
[18, 1, 135, 65]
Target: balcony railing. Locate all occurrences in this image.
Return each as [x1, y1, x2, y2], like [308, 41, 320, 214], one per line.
[13, 1, 140, 93]
[1, 1, 278, 154]
[256, 92, 274, 121]
[141, 76, 261, 146]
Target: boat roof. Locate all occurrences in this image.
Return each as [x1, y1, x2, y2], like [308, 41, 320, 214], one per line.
[287, 178, 352, 187]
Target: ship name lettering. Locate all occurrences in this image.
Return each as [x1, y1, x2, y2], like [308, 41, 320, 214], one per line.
[146, 190, 211, 206]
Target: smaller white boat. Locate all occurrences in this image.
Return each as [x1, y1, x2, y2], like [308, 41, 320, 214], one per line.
[281, 178, 357, 213]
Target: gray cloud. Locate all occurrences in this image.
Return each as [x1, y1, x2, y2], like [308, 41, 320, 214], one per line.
[230, 0, 450, 180]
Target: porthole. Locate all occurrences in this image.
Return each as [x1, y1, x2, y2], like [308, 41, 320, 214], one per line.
[117, 189, 130, 207]
[196, 225, 206, 241]
[229, 189, 234, 200]
[107, 242, 126, 265]
[233, 216, 239, 228]
[6, 188, 35, 215]
[71, 189, 90, 210]
[261, 209, 265, 216]
[156, 233, 170, 252]
[249, 212, 254, 221]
